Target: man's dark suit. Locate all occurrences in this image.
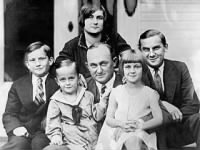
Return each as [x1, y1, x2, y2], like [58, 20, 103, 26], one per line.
[154, 59, 200, 148]
[1, 74, 59, 150]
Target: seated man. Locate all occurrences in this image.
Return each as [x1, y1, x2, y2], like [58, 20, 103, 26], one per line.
[86, 43, 123, 133]
[138, 29, 200, 149]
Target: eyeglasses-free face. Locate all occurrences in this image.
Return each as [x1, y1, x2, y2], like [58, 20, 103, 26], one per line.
[140, 35, 167, 68]
[84, 10, 104, 35]
[26, 48, 53, 77]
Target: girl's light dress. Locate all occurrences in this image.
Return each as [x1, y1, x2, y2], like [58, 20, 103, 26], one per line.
[96, 85, 159, 150]
[46, 87, 98, 150]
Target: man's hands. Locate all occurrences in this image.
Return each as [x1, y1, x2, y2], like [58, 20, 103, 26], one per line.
[13, 126, 29, 137]
[162, 101, 183, 122]
[171, 108, 183, 122]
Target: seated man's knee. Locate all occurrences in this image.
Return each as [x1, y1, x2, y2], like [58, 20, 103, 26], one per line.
[190, 113, 200, 121]
[187, 113, 200, 128]
[4, 136, 30, 150]
[31, 133, 50, 150]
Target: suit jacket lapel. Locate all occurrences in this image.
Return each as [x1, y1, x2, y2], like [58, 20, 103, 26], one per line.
[45, 74, 58, 102]
[87, 78, 100, 104]
[87, 73, 122, 104]
[35, 74, 59, 115]
[164, 60, 177, 103]
[18, 74, 38, 111]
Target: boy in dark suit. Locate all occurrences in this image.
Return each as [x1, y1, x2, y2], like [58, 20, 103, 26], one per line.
[1, 41, 59, 150]
[138, 29, 200, 149]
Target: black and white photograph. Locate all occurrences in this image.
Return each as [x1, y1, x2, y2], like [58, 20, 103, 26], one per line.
[0, 0, 200, 150]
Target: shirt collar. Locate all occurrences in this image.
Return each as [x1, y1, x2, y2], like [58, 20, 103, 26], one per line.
[148, 62, 165, 74]
[96, 73, 116, 93]
[32, 74, 48, 84]
[51, 86, 86, 106]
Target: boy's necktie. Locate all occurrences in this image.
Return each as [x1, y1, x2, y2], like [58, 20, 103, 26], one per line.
[34, 77, 45, 105]
[154, 68, 164, 96]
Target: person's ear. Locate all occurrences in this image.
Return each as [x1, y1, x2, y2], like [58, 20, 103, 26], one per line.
[164, 43, 168, 52]
[55, 77, 58, 84]
[85, 62, 88, 69]
[112, 56, 118, 68]
[25, 60, 30, 70]
[49, 57, 54, 66]
[78, 74, 81, 80]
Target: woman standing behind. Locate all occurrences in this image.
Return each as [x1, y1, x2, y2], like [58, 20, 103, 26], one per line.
[96, 49, 163, 150]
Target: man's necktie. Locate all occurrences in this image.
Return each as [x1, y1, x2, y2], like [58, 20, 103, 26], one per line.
[34, 77, 45, 105]
[154, 68, 164, 96]
[100, 84, 106, 96]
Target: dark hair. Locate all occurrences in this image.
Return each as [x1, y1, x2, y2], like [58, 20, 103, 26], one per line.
[25, 41, 52, 61]
[79, 3, 107, 28]
[138, 29, 168, 50]
[119, 49, 148, 82]
[54, 56, 79, 76]
[87, 42, 116, 59]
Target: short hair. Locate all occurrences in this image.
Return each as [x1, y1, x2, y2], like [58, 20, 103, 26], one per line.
[25, 41, 52, 61]
[54, 56, 79, 76]
[87, 42, 116, 60]
[79, 3, 107, 28]
[119, 49, 148, 82]
[138, 29, 168, 50]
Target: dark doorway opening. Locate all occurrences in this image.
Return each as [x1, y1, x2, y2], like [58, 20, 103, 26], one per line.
[4, 0, 54, 81]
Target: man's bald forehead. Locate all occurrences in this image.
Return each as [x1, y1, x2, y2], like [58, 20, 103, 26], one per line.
[87, 43, 112, 60]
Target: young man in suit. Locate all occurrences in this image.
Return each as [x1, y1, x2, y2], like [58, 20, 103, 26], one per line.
[138, 29, 200, 149]
[58, 2, 130, 78]
[1, 41, 59, 150]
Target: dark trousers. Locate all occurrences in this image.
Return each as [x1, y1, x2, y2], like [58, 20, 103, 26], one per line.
[0, 131, 50, 150]
[157, 113, 200, 149]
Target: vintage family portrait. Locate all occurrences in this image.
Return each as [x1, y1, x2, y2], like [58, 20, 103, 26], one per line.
[0, 0, 200, 150]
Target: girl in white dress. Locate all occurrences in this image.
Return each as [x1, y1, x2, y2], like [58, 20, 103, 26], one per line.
[96, 49, 163, 150]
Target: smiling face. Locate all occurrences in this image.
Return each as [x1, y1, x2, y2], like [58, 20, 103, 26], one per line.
[84, 10, 104, 34]
[140, 35, 167, 68]
[123, 62, 143, 84]
[56, 64, 79, 95]
[25, 48, 53, 77]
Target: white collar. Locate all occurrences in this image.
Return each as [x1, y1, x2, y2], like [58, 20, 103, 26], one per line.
[51, 86, 86, 106]
[32, 74, 48, 84]
[96, 73, 116, 93]
[148, 62, 165, 74]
